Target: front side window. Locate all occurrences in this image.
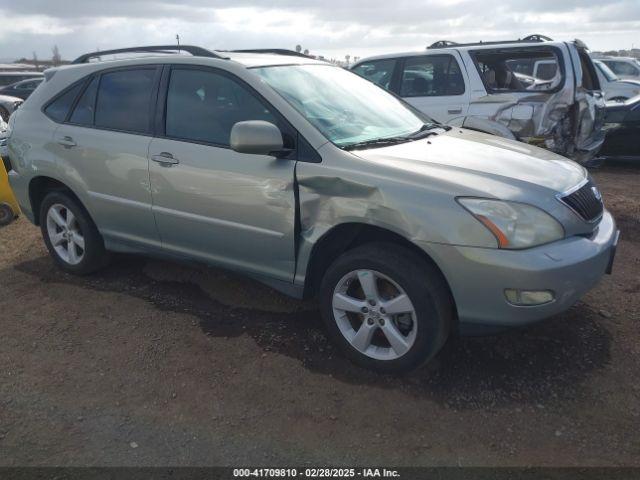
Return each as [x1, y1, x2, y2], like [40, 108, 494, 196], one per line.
[400, 55, 465, 97]
[95, 68, 156, 133]
[44, 82, 85, 122]
[254, 64, 434, 148]
[165, 68, 278, 146]
[351, 59, 397, 90]
[472, 47, 564, 93]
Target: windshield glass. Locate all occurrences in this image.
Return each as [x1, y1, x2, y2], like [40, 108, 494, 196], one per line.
[253, 64, 434, 148]
[595, 61, 618, 82]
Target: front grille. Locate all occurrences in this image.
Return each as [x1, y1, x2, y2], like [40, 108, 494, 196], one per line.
[559, 180, 604, 222]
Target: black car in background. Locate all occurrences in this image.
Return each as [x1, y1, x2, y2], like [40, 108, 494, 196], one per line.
[600, 95, 640, 161]
[0, 77, 44, 100]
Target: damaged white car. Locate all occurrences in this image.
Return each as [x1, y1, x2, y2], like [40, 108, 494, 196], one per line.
[352, 35, 606, 164]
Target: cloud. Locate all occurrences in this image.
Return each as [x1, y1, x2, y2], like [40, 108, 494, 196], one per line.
[0, 0, 637, 61]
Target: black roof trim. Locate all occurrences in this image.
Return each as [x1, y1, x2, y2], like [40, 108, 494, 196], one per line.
[71, 45, 228, 64]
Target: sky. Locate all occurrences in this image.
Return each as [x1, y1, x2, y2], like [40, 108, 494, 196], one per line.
[0, 0, 638, 62]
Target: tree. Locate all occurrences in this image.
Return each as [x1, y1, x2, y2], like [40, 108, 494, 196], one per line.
[295, 44, 302, 53]
[303, 49, 309, 56]
[32, 51, 39, 69]
[345, 54, 351, 66]
[52, 45, 61, 66]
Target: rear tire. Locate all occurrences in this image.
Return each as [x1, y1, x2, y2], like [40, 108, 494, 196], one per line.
[319, 243, 453, 373]
[0, 106, 9, 122]
[39, 191, 109, 274]
[0, 203, 14, 226]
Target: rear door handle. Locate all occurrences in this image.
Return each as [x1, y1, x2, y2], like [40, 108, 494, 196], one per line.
[57, 136, 76, 148]
[151, 152, 179, 166]
[447, 108, 463, 115]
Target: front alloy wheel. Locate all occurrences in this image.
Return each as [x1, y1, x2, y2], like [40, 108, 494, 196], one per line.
[333, 269, 417, 361]
[320, 243, 452, 373]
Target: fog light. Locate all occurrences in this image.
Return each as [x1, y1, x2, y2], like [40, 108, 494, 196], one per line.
[505, 289, 555, 306]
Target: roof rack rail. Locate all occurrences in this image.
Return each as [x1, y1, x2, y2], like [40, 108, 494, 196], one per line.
[228, 49, 315, 59]
[521, 34, 553, 42]
[427, 34, 554, 50]
[71, 45, 227, 64]
[428, 40, 460, 49]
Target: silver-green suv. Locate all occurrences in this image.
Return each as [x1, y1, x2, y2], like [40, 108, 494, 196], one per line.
[7, 46, 619, 373]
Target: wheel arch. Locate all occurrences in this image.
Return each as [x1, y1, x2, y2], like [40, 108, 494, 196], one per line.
[28, 176, 87, 226]
[302, 222, 456, 315]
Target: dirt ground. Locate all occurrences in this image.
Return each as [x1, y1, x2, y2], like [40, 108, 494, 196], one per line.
[0, 164, 639, 467]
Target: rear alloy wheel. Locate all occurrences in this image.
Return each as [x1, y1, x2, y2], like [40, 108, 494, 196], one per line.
[46, 203, 85, 265]
[320, 243, 452, 373]
[40, 191, 109, 274]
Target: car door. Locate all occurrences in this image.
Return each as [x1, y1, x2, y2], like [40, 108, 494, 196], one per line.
[397, 53, 469, 123]
[53, 67, 162, 249]
[147, 65, 297, 282]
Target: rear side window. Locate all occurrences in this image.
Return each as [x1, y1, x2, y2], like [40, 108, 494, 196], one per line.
[351, 59, 397, 90]
[400, 55, 465, 97]
[69, 76, 99, 126]
[44, 82, 85, 122]
[604, 60, 640, 76]
[95, 68, 156, 133]
[472, 47, 564, 93]
[165, 68, 278, 146]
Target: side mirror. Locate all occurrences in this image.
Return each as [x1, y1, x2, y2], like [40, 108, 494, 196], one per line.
[230, 120, 284, 156]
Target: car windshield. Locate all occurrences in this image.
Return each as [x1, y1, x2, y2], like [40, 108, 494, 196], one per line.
[595, 61, 619, 82]
[253, 64, 435, 148]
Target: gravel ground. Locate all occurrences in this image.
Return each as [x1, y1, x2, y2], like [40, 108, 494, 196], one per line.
[0, 164, 639, 467]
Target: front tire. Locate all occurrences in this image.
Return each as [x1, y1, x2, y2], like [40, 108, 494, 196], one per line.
[40, 191, 109, 274]
[319, 243, 453, 373]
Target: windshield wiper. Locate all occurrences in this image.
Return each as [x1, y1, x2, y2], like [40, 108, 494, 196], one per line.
[342, 136, 412, 151]
[407, 123, 450, 139]
[342, 123, 450, 151]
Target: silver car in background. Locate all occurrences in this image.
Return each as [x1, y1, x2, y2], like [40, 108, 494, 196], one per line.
[7, 46, 618, 372]
[352, 35, 606, 164]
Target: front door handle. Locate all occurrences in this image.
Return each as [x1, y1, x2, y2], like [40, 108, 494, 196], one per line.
[151, 152, 179, 166]
[57, 136, 77, 148]
[447, 108, 463, 115]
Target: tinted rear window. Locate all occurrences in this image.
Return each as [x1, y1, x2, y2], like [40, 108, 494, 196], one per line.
[69, 76, 99, 126]
[44, 82, 84, 122]
[95, 69, 156, 133]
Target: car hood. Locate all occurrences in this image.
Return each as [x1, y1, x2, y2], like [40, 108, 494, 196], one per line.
[352, 128, 586, 194]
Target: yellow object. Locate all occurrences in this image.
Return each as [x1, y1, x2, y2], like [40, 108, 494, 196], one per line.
[0, 161, 20, 225]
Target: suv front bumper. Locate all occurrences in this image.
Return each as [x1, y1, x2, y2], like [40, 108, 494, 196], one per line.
[422, 210, 618, 330]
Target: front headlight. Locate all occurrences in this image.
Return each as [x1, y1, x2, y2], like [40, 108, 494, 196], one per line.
[458, 198, 564, 249]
